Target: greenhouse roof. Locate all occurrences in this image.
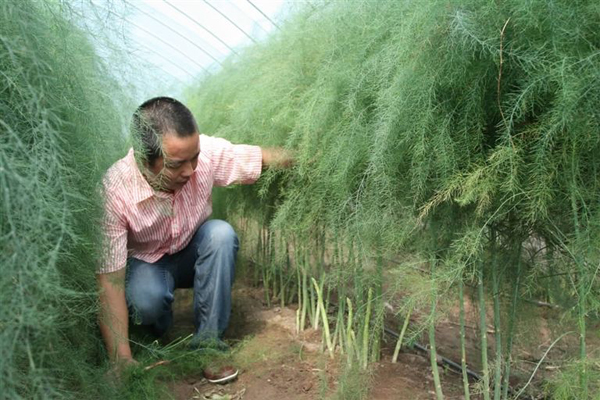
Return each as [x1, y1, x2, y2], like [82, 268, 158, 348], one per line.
[85, 0, 287, 99]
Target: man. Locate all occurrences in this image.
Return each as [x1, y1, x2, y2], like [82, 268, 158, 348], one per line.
[97, 97, 290, 383]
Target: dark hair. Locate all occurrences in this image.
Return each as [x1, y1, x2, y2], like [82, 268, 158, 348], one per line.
[132, 97, 198, 167]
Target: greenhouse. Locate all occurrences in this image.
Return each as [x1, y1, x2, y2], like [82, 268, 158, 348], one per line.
[1, 0, 599, 399]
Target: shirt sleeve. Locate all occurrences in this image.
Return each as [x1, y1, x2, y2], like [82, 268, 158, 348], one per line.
[98, 191, 128, 274]
[201, 134, 263, 187]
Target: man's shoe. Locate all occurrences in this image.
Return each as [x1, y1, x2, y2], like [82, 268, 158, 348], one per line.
[203, 365, 239, 384]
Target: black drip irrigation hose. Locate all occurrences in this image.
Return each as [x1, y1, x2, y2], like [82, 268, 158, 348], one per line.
[383, 327, 482, 381]
[383, 326, 535, 400]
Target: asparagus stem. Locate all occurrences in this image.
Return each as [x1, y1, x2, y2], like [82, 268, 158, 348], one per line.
[362, 288, 373, 369]
[479, 262, 491, 400]
[492, 257, 502, 400]
[502, 244, 521, 400]
[392, 306, 412, 364]
[459, 280, 471, 400]
[346, 297, 354, 365]
[312, 277, 334, 358]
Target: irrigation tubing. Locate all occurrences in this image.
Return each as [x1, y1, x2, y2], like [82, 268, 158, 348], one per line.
[324, 295, 486, 383]
[383, 327, 535, 400]
[383, 327, 481, 381]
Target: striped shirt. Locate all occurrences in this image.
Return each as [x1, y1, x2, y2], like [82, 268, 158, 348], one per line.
[99, 134, 262, 274]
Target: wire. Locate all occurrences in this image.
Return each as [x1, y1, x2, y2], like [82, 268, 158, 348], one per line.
[202, 0, 257, 44]
[124, 0, 224, 66]
[124, 16, 210, 74]
[134, 41, 198, 81]
[246, 0, 281, 31]
[227, 0, 269, 36]
[163, 0, 239, 56]
[89, 1, 198, 83]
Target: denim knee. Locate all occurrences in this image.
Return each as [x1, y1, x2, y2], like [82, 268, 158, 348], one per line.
[200, 220, 238, 250]
[128, 286, 172, 325]
[126, 264, 174, 325]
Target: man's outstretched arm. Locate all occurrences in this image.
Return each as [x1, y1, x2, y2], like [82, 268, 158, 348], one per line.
[97, 269, 135, 365]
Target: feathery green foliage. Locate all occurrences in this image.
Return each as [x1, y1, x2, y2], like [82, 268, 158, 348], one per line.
[0, 0, 130, 397]
[188, 0, 600, 397]
[190, 0, 600, 252]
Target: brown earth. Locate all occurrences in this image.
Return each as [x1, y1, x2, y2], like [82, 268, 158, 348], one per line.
[154, 266, 600, 400]
[222, 223, 600, 399]
[163, 284, 474, 400]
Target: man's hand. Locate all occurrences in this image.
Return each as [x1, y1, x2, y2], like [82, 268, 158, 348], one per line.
[115, 355, 139, 368]
[261, 147, 295, 169]
[106, 356, 140, 382]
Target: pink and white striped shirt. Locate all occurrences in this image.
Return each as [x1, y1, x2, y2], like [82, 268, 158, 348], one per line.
[99, 134, 262, 274]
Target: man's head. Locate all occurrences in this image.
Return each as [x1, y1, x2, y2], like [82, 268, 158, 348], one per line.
[132, 97, 200, 192]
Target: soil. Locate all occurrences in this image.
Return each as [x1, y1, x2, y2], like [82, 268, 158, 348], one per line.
[157, 276, 599, 400]
[162, 284, 470, 400]
[416, 290, 600, 397]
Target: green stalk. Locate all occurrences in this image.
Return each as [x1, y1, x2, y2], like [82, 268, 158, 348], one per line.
[479, 262, 491, 400]
[299, 248, 309, 332]
[346, 297, 354, 364]
[279, 267, 285, 308]
[502, 245, 521, 400]
[459, 280, 471, 400]
[362, 288, 373, 369]
[332, 305, 342, 353]
[296, 257, 302, 334]
[312, 277, 325, 330]
[429, 267, 444, 399]
[577, 266, 587, 399]
[306, 245, 317, 329]
[429, 303, 444, 400]
[333, 236, 340, 268]
[309, 277, 318, 329]
[265, 229, 272, 305]
[283, 242, 291, 308]
[323, 279, 330, 332]
[350, 329, 358, 365]
[301, 267, 308, 331]
[571, 189, 587, 398]
[392, 306, 412, 363]
[312, 277, 334, 358]
[428, 221, 444, 400]
[338, 322, 345, 355]
[266, 229, 271, 265]
[371, 254, 384, 363]
[492, 258, 502, 400]
[288, 268, 297, 304]
[270, 235, 279, 304]
[255, 225, 262, 285]
[263, 268, 271, 307]
[324, 280, 331, 311]
[319, 228, 326, 275]
[567, 143, 589, 398]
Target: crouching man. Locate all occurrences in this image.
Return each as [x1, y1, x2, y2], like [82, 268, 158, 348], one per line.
[96, 97, 290, 383]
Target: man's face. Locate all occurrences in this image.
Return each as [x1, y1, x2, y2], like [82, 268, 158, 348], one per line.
[145, 132, 200, 192]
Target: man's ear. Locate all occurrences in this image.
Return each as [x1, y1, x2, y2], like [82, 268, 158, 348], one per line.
[144, 156, 164, 176]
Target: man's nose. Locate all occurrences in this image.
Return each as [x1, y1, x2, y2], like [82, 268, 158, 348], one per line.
[181, 161, 194, 178]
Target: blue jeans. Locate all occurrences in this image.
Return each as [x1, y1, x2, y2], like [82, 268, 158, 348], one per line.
[126, 219, 238, 340]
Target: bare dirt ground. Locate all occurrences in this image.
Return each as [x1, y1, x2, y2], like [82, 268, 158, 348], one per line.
[154, 276, 600, 400]
[164, 284, 472, 400]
